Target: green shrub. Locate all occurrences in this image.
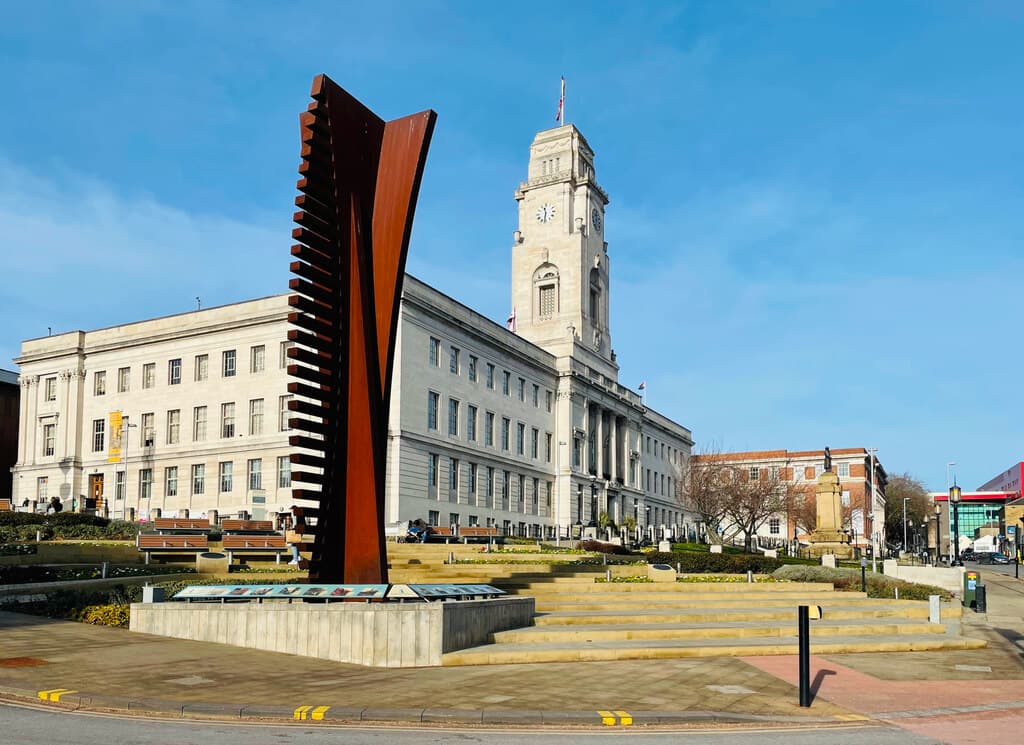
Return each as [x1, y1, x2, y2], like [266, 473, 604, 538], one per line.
[0, 544, 37, 556]
[579, 539, 634, 556]
[772, 565, 951, 601]
[69, 604, 131, 627]
[646, 551, 782, 573]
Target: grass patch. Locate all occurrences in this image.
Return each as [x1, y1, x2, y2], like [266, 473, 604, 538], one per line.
[772, 565, 951, 601]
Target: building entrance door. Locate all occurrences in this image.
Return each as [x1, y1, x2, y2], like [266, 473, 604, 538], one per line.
[88, 474, 104, 513]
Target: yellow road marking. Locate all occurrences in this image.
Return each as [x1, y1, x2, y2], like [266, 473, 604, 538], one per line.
[614, 710, 633, 726]
[310, 705, 330, 720]
[597, 709, 617, 725]
[293, 705, 312, 720]
[38, 688, 76, 702]
[835, 714, 870, 721]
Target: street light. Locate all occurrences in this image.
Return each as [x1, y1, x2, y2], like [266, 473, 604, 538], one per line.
[867, 448, 878, 572]
[903, 497, 911, 552]
[946, 462, 956, 563]
[934, 503, 942, 564]
[950, 484, 962, 566]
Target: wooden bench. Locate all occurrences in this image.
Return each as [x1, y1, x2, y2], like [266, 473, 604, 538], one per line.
[0, 499, 11, 512]
[427, 526, 455, 544]
[459, 526, 500, 544]
[220, 519, 276, 534]
[222, 535, 289, 564]
[153, 518, 211, 535]
[137, 534, 209, 564]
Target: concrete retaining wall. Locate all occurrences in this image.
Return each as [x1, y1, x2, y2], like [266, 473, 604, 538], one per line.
[130, 596, 534, 667]
[883, 560, 965, 594]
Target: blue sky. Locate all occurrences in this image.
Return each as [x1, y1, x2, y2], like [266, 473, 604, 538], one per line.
[2, 1, 1022, 491]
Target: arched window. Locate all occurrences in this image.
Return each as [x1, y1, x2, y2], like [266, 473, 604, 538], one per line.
[533, 263, 559, 321]
[589, 267, 602, 328]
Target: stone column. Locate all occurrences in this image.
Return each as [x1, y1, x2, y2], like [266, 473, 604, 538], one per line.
[610, 414, 618, 483]
[596, 406, 604, 478]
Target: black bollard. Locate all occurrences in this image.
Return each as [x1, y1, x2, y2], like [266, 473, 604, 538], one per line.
[798, 605, 811, 707]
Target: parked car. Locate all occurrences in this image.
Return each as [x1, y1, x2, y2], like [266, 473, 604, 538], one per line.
[976, 552, 1011, 565]
[960, 548, 978, 562]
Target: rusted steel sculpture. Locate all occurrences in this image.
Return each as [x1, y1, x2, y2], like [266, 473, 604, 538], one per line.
[286, 74, 436, 583]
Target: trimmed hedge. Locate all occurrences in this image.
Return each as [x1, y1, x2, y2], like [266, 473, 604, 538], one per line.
[646, 551, 782, 573]
[772, 565, 952, 601]
[0, 517, 138, 543]
[579, 539, 635, 556]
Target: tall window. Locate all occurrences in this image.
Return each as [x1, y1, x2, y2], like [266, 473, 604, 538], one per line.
[749, 466, 760, 481]
[250, 345, 265, 373]
[191, 464, 205, 495]
[769, 518, 780, 535]
[94, 371, 106, 396]
[518, 377, 525, 401]
[502, 371, 511, 396]
[448, 399, 459, 436]
[516, 422, 525, 455]
[194, 354, 208, 381]
[539, 284, 556, 318]
[427, 391, 439, 430]
[165, 467, 178, 498]
[502, 471, 510, 510]
[837, 462, 850, 478]
[428, 453, 439, 497]
[429, 337, 440, 366]
[42, 423, 55, 457]
[486, 466, 495, 507]
[545, 390, 552, 412]
[249, 398, 264, 435]
[279, 395, 292, 431]
[141, 412, 155, 447]
[449, 457, 459, 497]
[193, 406, 207, 441]
[139, 468, 152, 500]
[219, 462, 233, 492]
[532, 477, 539, 514]
[485, 412, 494, 447]
[545, 433, 552, 462]
[467, 405, 477, 441]
[501, 417, 510, 451]
[92, 418, 105, 452]
[486, 363, 495, 389]
[532, 384, 539, 407]
[44, 377, 57, 401]
[115, 471, 125, 501]
[531, 428, 539, 459]
[117, 367, 130, 393]
[469, 463, 478, 501]
[277, 456, 291, 488]
[545, 481, 553, 513]
[221, 403, 235, 438]
[449, 346, 460, 374]
[142, 363, 155, 389]
[168, 358, 182, 385]
[222, 350, 236, 377]
[166, 409, 180, 444]
[248, 459, 262, 490]
[468, 355, 477, 382]
[573, 437, 582, 468]
[279, 341, 294, 369]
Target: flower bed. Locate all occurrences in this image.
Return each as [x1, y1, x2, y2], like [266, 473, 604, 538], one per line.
[0, 564, 193, 585]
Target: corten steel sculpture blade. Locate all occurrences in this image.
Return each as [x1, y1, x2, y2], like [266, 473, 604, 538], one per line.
[286, 74, 436, 583]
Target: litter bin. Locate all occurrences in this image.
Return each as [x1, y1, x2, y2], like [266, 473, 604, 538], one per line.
[963, 569, 980, 608]
[975, 584, 987, 613]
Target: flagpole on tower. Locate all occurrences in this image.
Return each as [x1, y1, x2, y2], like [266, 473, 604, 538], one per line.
[556, 76, 565, 126]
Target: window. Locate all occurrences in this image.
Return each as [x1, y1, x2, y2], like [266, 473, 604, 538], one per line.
[449, 346, 460, 374]
[502, 371, 511, 396]
[518, 377, 525, 401]
[837, 462, 850, 478]
[545, 433, 552, 462]
[749, 466, 760, 481]
[532, 477, 539, 514]
[573, 437, 581, 468]
[277, 456, 291, 488]
[165, 467, 178, 498]
[167, 409, 180, 444]
[250, 345, 265, 373]
[468, 356, 478, 382]
[469, 463, 478, 500]
[94, 371, 106, 396]
[517, 474, 525, 511]
[486, 466, 495, 507]
[114, 471, 125, 501]
[485, 412, 495, 447]
[427, 391, 439, 430]
[279, 341, 294, 369]
[448, 398, 459, 436]
[222, 350, 236, 377]
[467, 405, 477, 441]
[429, 337, 440, 366]
[501, 417, 510, 451]
[428, 510, 440, 527]
[469, 514, 479, 527]
[449, 512, 460, 528]
[428, 453, 439, 496]
[279, 395, 292, 431]
[191, 464, 205, 495]
[449, 457, 459, 495]
[141, 412, 154, 447]
[194, 354, 208, 381]
[545, 481, 553, 512]
[92, 419, 105, 452]
[248, 459, 262, 490]
[502, 471, 511, 510]
[44, 377, 57, 401]
[532, 384, 539, 407]
[545, 390, 552, 412]
[769, 465, 780, 480]
[221, 403, 235, 438]
[249, 398, 264, 435]
[42, 423, 55, 457]
[168, 358, 182, 385]
[139, 468, 152, 500]
[219, 462, 233, 493]
[193, 406, 207, 441]
[539, 285, 556, 318]
[117, 367, 130, 393]
[841, 490, 850, 507]
[142, 363, 155, 389]
[486, 363, 495, 389]
[516, 422, 525, 455]
[531, 428, 539, 459]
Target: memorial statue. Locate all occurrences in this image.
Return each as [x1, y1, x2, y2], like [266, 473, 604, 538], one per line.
[823, 446, 832, 473]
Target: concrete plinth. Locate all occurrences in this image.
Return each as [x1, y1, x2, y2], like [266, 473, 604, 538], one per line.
[130, 596, 534, 667]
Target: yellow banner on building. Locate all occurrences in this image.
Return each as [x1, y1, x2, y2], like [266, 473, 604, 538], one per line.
[107, 411, 123, 463]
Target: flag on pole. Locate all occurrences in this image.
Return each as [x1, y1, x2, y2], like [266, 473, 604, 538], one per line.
[638, 381, 646, 390]
[555, 76, 565, 123]
[506, 307, 517, 333]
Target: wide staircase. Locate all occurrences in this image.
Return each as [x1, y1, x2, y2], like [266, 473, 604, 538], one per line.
[387, 544, 986, 666]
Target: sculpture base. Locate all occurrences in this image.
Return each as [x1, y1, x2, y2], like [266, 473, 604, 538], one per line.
[805, 535, 854, 560]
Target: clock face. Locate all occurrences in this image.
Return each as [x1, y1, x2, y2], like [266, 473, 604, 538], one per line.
[536, 203, 556, 223]
[591, 207, 602, 233]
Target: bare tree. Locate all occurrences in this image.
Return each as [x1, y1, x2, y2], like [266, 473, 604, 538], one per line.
[677, 447, 733, 545]
[723, 470, 791, 552]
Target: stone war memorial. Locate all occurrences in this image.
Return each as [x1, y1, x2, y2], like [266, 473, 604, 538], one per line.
[806, 447, 854, 559]
[131, 74, 533, 666]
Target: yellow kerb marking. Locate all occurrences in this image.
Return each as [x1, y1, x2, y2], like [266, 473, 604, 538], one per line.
[38, 688, 75, 702]
[835, 713, 870, 721]
[597, 710, 617, 725]
[293, 705, 312, 720]
[311, 705, 330, 720]
[614, 710, 633, 725]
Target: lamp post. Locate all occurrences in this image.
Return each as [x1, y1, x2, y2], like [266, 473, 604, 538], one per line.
[867, 447, 878, 572]
[934, 504, 942, 564]
[902, 497, 911, 553]
[946, 462, 956, 563]
[950, 484, 962, 566]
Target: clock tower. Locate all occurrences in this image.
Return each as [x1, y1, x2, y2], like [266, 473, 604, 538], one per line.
[511, 124, 616, 376]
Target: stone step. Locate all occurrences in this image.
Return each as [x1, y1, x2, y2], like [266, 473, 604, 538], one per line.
[530, 604, 949, 625]
[530, 595, 886, 611]
[441, 634, 987, 666]
[496, 579, 837, 591]
[492, 619, 948, 644]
